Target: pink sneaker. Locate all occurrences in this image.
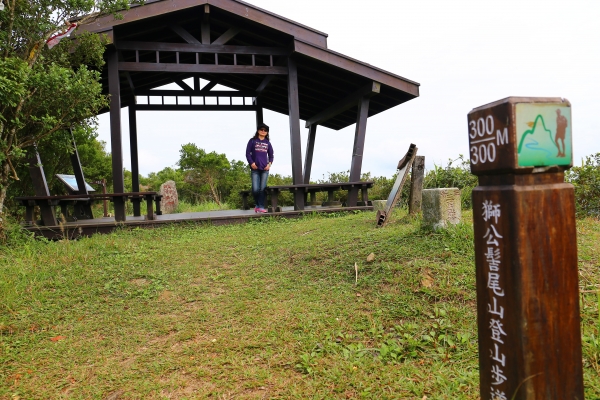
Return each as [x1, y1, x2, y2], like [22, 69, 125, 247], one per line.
[257, 208, 268, 213]
[254, 207, 259, 213]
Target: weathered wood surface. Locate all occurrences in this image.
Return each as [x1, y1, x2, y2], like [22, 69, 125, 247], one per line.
[408, 155, 425, 214]
[287, 56, 305, 210]
[376, 144, 417, 227]
[27, 147, 57, 226]
[468, 97, 582, 400]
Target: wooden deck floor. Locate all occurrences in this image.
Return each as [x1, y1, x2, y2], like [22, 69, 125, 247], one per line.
[23, 205, 374, 239]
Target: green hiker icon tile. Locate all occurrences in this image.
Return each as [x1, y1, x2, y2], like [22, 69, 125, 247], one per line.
[516, 103, 572, 167]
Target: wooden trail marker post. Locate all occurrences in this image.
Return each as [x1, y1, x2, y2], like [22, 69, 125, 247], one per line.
[468, 97, 583, 399]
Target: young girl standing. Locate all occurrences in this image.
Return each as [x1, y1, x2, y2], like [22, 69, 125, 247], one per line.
[245, 123, 274, 213]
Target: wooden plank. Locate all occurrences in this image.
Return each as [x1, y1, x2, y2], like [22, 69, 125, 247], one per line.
[129, 104, 141, 217]
[408, 155, 425, 214]
[376, 144, 417, 227]
[119, 62, 288, 75]
[347, 96, 370, 206]
[26, 146, 58, 226]
[303, 124, 317, 184]
[200, 79, 220, 92]
[212, 27, 241, 45]
[174, 79, 194, 92]
[255, 75, 275, 94]
[69, 128, 89, 196]
[201, 4, 210, 44]
[116, 41, 290, 55]
[169, 24, 201, 44]
[125, 72, 135, 91]
[135, 89, 255, 97]
[135, 104, 257, 111]
[287, 56, 304, 210]
[107, 46, 126, 222]
[69, 128, 94, 219]
[305, 82, 380, 128]
[255, 97, 263, 127]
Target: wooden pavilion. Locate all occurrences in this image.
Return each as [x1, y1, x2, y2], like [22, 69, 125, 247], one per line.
[16, 0, 421, 238]
[80, 0, 420, 220]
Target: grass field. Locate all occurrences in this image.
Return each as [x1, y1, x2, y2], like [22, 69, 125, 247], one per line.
[1, 210, 599, 399]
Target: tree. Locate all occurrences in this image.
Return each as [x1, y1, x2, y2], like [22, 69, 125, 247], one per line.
[178, 143, 231, 206]
[0, 0, 140, 223]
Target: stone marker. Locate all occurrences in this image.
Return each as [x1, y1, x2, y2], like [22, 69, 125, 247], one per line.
[468, 97, 582, 399]
[422, 188, 461, 230]
[159, 180, 178, 214]
[372, 200, 386, 211]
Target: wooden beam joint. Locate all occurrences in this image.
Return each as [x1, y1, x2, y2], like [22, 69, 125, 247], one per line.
[305, 81, 380, 128]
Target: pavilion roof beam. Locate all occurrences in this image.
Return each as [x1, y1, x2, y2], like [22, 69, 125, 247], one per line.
[118, 63, 287, 75]
[200, 79, 221, 92]
[169, 24, 201, 44]
[125, 73, 191, 92]
[202, 4, 210, 44]
[174, 79, 195, 92]
[212, 26, 242, 45]
[125, 72, 135, 92]
[305, 81, 381, 128]
[255, 56, 287, 95]
[115, 41, 290, 55]
[255, 75, 276, 95]
[135, 104, 258, 112]
[135, 89, 256, 97]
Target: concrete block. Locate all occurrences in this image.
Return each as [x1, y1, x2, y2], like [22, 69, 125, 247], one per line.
[422, 188, 461, 230]
[372, 200, 386, 211]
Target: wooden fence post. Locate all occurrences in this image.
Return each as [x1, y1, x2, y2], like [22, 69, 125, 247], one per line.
[468, 97, 583, 399]
[408, 155, 425, 214]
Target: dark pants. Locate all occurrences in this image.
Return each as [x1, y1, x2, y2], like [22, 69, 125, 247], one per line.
[251, 170, 269, 209]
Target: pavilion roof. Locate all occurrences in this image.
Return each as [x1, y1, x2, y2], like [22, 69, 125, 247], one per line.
[80, 0, 420, 130]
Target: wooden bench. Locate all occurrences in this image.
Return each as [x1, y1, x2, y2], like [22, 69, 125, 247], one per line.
[265, 181, 373, 212]
[240, 190, 252, 210]
[15, 192, 163, 225]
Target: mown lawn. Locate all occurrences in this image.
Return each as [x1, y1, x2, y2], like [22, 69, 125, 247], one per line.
[1, 210, 599, 399]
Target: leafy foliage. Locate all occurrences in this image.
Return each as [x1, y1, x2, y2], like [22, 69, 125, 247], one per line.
[178, 143, 231, 205]
[566, 153, 600, 218]
[423, 155, 478, 209]
[0, 0, 141, 226]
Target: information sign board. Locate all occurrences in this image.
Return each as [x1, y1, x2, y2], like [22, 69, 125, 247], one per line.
[56, 174, 96, 193]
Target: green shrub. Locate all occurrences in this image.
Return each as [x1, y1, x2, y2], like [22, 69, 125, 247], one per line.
[566, 153, 600, 218]
[0, 216, 37, 248]
[424, 155, 478, 209]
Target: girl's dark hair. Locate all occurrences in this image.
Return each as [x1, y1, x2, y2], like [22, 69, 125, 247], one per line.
[252, 123, 270, 141]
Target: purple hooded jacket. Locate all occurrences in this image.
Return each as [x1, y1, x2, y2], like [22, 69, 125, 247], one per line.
[246, 138, 274, 170]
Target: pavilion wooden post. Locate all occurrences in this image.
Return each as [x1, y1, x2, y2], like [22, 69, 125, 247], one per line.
[129, 104, 141, 217]
[468, 97, 583, 400]
[27, 146, 57, 226]
[347, 96, 370, 206]
[254, 97, 263, 127]
[287, 56, 304, 210]
[107, 46, 126, 222]
[408, 156, 425, 214]
[303, 124, 317, 184]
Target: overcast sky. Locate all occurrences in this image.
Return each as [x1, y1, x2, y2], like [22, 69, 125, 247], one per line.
[97, 0, 600, 179]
